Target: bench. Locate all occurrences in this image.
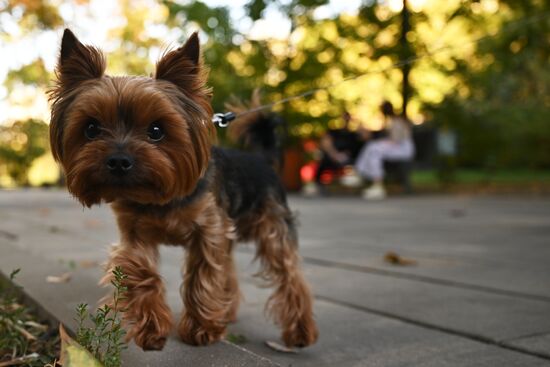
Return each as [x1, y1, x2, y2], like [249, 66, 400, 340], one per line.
[383, 160, 413, 194]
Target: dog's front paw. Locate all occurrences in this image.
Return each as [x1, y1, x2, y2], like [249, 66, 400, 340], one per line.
[134, 330, 167, 351]
[127, 309, 173, 351]
[178, 313, 225, 346]
[282, 316, 319, 348]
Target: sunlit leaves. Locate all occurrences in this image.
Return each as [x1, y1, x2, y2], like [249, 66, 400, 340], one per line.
[427, 0, 550, 168]
[5, 59, 50, 88]
[0, 119, 48, 185]
[246, 0, 267, 21]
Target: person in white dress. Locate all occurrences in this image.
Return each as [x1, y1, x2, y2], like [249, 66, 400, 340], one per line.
[355, 101, 415, 200]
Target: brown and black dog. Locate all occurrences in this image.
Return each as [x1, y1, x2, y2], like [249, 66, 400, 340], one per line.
[48, 29, 318, 351]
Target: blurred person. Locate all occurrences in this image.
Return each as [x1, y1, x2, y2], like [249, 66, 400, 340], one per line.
[306, 112, 367, 196]
[355, 101, 415, 200]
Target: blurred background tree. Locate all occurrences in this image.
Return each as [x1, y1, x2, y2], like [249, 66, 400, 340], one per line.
[0, 0, 549, 187]
[426, 0, 550, 169]
[0, 119, 48, 186]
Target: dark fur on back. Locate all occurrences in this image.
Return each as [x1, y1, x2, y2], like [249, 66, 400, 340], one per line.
[226, 90, 285, 170]
[124, 146, 286, 221]
[211, 147, 286, 218]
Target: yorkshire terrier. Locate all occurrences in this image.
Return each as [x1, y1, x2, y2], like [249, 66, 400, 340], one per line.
[48, 29, 318, 351]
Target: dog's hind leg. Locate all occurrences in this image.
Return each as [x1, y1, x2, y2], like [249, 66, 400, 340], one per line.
[251, 198, 319, 347]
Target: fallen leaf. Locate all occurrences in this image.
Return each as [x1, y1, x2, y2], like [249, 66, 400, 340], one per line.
[79, 260, 100, 269]
[384, 251, 417, 266]
[24, 320, 48, 331]
[0, 353, 40, 367]
[83, 219, 102, 229]
[4, 318, 36, 341]
[46, 272, 72, 283]
[38, 207, 51, 216]
[59, 324, 103, 367]
[265, 340, 298, 354]
[0, 229, 18, 241]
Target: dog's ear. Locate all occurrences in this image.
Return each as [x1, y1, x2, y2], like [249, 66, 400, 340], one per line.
[49, 29, 105, 163]
[155, 32, 205, 93]
[56, 29, 106, 90]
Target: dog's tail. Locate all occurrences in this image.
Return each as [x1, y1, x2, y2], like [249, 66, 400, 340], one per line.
[226, 89, 285, 170]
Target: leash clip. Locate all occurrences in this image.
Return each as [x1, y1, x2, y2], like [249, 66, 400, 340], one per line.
[212, 112, 236, 128]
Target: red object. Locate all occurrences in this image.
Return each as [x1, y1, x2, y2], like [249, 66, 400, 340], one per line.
[282, 148, 303, 191]
[300, 161, 344, 185]
[302, 139, 318, 153]
[300, 162, 317, 183]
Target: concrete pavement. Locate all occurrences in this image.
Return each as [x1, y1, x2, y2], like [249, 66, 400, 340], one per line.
[0, 189, 549, 366]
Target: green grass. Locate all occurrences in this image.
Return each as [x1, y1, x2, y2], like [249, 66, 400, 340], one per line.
[412, 169, 550, 186]
[0, 269, 59, 366]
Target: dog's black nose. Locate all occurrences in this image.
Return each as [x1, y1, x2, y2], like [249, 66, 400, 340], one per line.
[106, 153, 134, 176]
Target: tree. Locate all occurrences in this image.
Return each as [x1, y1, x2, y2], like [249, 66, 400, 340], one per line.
[0, 0, 169, 185]
[0, 119, 49, 186]
[426, 0, 550, 169]
[2, 0, 549, 186]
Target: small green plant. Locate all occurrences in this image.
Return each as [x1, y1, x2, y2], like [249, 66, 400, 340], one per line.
[75, 266, 128, 367]
[0, 269, 59, 366]
[226, 333, 248, 345]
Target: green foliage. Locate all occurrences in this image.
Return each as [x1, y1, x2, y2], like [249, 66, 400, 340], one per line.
[246, 0, 268, 21]
[226, 333, 248, 344]
[0, 119, 49, 186]
[2, 0, 64, 31]
[163, 1, 255, 111]
[75, 267, 127, 367]
[2, 0, 549, 177]
[0, 269, 60, 366]
[164, 0, 388, 143]
[5, 59, 51, 89]
[426, 0, 550, 169]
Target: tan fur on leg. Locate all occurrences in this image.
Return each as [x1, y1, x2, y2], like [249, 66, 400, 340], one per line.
[101, 243, 172, 350]
[248, 199, 319, 347]
[178, 199, 234, 345]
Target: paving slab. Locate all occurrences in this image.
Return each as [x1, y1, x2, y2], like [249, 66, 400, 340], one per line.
[506, 333, 550, 359]
[291, 196, 550, 299]
[3, 242, 549, 367]
[300, 257, 550, 342]
[297, 246, 550, 302]
[0, 242, 278, 367]
[2, 189, 550, 366]
[224, 282, 550, 367]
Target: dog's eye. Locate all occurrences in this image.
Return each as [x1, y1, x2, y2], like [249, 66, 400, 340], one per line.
[147, 122, 165, 142]
[84, 120, 101, 140]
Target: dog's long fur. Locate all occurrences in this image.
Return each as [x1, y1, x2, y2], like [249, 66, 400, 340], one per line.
[49, 29, 318, 350]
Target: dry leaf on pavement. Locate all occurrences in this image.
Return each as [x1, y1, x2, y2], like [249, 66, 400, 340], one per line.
[46, 272, 72, 283]
[384, 251, 417, 266]
[265, 340, 298, 353]
[59, 324, 103, 367]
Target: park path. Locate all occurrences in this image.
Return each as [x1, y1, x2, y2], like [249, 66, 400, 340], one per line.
[1, 189, 549, 366]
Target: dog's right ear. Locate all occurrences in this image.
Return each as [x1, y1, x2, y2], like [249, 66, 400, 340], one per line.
[55, 29, 106, 90]
[49, 29, 106, 163]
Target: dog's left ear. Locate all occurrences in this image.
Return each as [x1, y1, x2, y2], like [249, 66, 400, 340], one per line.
[155, 32, 205, 93]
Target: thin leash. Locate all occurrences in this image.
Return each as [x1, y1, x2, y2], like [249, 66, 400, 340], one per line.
[211, 11, 549, 128]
